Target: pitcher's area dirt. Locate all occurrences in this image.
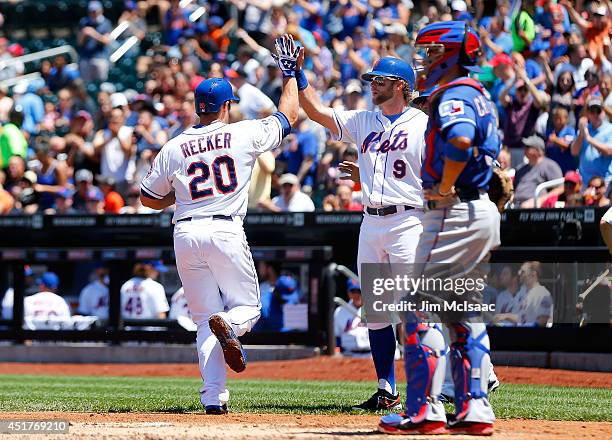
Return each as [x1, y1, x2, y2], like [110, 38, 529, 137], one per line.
[1, 357, 611, 439]
[1, 413, 610, 440]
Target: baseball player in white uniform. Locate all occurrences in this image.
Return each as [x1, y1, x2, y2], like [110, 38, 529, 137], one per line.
[120, 261, 169, 319]
[24, 272, 71, 329]
[140, 34, 301, 414]
[78, 265, 109, 319]
[297, 56, 427, 410]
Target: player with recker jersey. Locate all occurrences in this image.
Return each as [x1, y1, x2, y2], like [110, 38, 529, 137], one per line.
[140, 34, 301, 414]
[378, 22, 501, 436]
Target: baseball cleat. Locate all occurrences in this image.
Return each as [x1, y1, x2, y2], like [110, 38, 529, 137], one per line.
[378, 413, 448, 435]
[352, 389, 402, 411]
[446, 415, 493, 436]
[205, 404, 228, 415]
[488, 378, 500, 393]
[209, 314, 246, 373]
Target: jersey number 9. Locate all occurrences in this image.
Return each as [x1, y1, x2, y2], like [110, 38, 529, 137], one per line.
[188, 156, 238, 200]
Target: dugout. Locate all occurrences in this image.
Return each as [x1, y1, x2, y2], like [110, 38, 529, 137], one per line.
[0, 208, 610, 359]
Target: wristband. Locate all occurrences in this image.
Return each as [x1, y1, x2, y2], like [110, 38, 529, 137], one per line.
[296, 69, 309, 91]
[438, 186, 455, 197]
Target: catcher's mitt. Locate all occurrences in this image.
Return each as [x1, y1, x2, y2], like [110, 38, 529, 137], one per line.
[488, 166, 513, 212]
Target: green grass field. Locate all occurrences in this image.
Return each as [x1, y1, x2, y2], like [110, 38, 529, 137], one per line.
[1, 375, 610, 422]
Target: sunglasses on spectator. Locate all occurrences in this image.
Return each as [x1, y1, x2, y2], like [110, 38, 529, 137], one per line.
[369, 76, 399, 85]
[589, 182, 605, 189]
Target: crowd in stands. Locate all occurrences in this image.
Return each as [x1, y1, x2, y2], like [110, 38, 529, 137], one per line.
[0, 0, 611, 214]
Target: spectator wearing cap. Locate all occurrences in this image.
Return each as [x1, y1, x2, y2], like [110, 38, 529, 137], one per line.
[65, 111, 97, 173]
[72, 169, 98, 212]
[450, 0, 473, 24]
[0, 107, 27, 169]
[333, 278, 369, 355]
[571, 97, 612, 184]
[344, 79, 367, 111]
[225, 67, 276, 120]
[85, 185, 105, 214]
[78, 1, 112, 82]
[93, 107, 135, 195]
[489, 53, 514, 124]
[541, 171, 582, 208]
[500, 62, 550, 151]
[479, 15, 514, 60]
[24, 272, 71, 327]
[255, 274, 300, 331]
[50, 188, 77, 215]
[545, 107, 577, 174]
[46, 55, 80, 93]
[262, 173, 315, 212]
[13, 171, 39, 214]
[97, 175, 125, 214]
[14, 80, 45, 137]
[584, 175, 610, 207]
[561, 0, 611, 66]
[32, 136, 69, 211]
[514, 135, 564, 207]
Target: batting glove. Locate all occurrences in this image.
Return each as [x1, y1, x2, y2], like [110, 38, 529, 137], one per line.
[273, 34, 300, 78]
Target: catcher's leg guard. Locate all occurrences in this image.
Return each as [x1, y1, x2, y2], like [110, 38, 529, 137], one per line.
[403, 323, 447, 423]
[449, 322, 495, 424]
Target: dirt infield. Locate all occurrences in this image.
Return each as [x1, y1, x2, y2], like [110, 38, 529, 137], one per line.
[0, 357, 610, 388]
[1, 358, 610, 439]
[1, 412, 611, 439]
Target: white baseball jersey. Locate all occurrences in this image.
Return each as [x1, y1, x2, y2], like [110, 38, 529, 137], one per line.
[141, 116, 284, 222]
[2, 288, 13, 319]
[24, 291, 71, 319]
[332, 107, 427, 208]
[120, 277, 169, 319]
[78, 280, 109, 319]
[169, 287, 191, 320]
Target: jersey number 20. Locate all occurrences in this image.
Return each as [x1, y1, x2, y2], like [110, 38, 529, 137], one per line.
[188, 156, 238, 199]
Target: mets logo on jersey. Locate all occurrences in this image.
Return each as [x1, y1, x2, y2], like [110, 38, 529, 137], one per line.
[361, 130, 409, 154]
[439, 100, 464, 117]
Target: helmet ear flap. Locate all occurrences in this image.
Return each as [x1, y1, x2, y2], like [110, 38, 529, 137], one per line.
[458, 22, 470, 66]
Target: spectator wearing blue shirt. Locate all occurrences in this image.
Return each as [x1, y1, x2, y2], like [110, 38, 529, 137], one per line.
[256, 274, 300, 331]
[279, 113, 319, 191]
[46, 55, 80, 93]
[571, 97, 612, 184]
[13, 81, 44, 137]
[329, 0, 369, 40]
[77, 1, 112, 82]
[480, 16, 514, 60]
[545, 107, 577, 174]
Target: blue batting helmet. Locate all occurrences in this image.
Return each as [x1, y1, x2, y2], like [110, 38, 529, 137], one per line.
[415, 21, 482, 91]
[361, 57, 415, 89]
[194, 78, 240, 114]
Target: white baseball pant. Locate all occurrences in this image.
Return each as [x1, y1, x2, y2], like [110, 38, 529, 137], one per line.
[173, 217, 261, 407]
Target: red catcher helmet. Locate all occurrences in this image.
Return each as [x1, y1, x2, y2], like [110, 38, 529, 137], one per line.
[414, 21, 482, 91]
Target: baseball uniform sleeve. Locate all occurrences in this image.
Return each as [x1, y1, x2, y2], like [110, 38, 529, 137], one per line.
[331, 109, 363, 144]
[141, 146, 172, 200]
[78, 286, 92, 315]
[251, 115, 285, 154]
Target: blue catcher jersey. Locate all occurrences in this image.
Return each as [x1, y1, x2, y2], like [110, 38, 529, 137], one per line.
[422, 78, 500, 190]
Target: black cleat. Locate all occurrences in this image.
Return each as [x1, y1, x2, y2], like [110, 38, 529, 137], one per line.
[205, 404, 228, 415]
[352, 389, 402, 411]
